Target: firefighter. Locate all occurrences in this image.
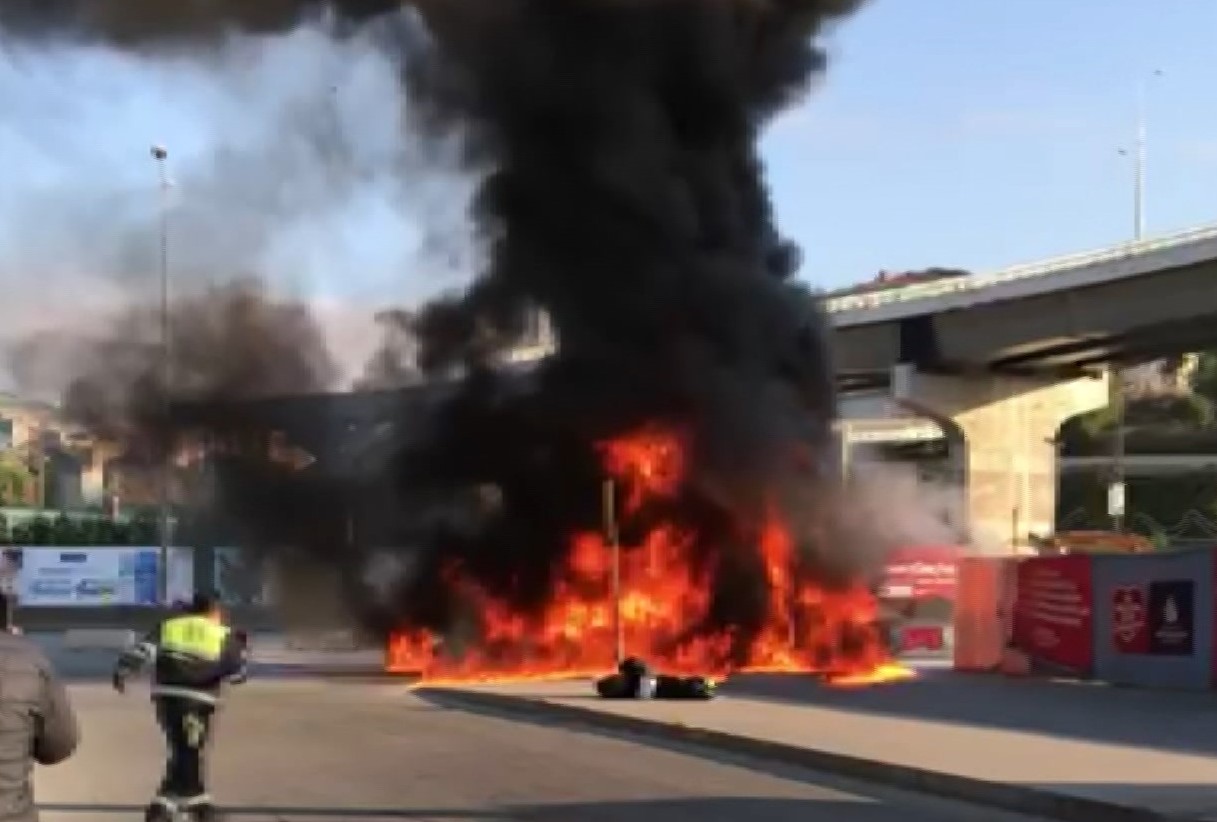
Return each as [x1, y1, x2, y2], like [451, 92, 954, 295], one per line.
[112, 592, 249, 822]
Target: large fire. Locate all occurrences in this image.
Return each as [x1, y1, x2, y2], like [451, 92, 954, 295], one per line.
[387, 426, 914, 688]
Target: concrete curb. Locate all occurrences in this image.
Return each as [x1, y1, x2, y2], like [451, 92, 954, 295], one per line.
[62, 629, 135, 651]
[424, 687, 1198, 822]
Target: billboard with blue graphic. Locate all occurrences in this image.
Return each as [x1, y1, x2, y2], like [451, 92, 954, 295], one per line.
[13, 547, 162, 606]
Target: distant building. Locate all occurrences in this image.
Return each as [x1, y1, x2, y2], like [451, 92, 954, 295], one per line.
[0, 393, 108, 508]
[1122, 354, 1200, 399]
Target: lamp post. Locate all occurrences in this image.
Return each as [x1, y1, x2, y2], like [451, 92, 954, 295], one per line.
[151, 144, 172, 602]
[1110, 70, 1162, 533]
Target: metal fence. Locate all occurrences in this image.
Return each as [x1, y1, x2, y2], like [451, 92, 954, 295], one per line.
[1057, 508, 1217, 549]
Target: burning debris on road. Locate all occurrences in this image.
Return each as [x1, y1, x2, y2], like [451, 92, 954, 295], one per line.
[3, 0, 921, 688]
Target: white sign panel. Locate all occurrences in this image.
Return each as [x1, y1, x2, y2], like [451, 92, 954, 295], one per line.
[165, 547, 195, 604]
[16, 547, 161, 607]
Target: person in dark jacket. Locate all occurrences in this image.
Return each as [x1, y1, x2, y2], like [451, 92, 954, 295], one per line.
[113, 592, 248, 822]
[0, 626, 79, 822]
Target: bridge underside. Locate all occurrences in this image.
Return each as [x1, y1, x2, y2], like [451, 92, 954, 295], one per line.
[990, 313, 1217, 371]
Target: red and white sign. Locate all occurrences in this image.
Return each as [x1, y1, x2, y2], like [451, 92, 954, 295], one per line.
[900, 624, 946, 652]
[882, 546, 960, 600]
[1011, 555, 1094, 674]
[1111, 584, 1149, 654]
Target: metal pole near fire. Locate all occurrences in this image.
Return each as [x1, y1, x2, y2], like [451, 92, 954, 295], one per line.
[602, 478, 624, 665]
[152, 144, 172, 603]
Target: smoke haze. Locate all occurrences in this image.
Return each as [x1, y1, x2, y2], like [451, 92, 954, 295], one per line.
[0, 10, 475, 396]
[0, 2, 958, 670]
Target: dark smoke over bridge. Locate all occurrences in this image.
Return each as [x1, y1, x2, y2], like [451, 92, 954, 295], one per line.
[2, 1, 884, 658]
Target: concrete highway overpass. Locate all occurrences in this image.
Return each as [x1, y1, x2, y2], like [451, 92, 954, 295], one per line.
[826, 222, 1217, 376]
[823, 223, 1217, 547]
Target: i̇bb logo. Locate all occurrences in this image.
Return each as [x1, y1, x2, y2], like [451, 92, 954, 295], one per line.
[1112, 585, 1149, 654]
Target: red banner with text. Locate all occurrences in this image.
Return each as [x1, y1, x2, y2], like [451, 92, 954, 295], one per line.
[1011, 555, 1094, 675]
[881, 545, 960, 601]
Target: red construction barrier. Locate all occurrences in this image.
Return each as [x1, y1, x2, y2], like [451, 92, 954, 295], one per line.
[1011, 555, 1094, 676]
[953, 556, 1017, 672]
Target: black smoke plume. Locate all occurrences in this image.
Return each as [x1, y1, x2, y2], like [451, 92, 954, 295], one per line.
[382, 1, 871, 663]
[59, 279, 336, 456]
[3, 1, 878, 664]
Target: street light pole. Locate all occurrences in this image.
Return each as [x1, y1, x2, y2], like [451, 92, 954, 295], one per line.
[1111, 70, 1161, 533]
[151, 145, 172, 602]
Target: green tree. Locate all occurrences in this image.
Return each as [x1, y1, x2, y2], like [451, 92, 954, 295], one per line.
[73, 515, 103, 546]
[8, 521, 29, 545]
[97, 518, 129, 546]
[0, 451, 34, 507]
[1059, 392, 1215, 456]
[1192, 351, 1217, 405]
[129, 511, 158, 546]
[50, 513, 80, 546]
[25, 515, 51, 546]
[1125, 393, 1213, 429]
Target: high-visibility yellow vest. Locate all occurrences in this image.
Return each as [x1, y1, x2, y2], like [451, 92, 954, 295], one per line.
[160, 615, 230, 660]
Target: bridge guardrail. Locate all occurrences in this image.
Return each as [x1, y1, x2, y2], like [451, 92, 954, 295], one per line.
[825, 222, 1217, 313]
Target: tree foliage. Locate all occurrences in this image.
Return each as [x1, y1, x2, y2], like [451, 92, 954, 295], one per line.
[1058, 357, 1217, 456]
[0, 510, 163, 546]
[0, 452, 34, 507]
[1193, 351, 1217, 406]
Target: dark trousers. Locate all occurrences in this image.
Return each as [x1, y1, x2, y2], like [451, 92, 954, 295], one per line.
[155, 697, 215, 801]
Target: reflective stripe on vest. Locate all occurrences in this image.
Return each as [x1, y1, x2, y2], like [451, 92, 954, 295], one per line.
[160, 616, 229, 660]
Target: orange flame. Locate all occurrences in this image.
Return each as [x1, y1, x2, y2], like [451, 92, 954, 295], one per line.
[387, 425, 912, 688]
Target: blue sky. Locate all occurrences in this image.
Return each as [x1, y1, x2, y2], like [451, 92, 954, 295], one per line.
[765, 0, 1217, 290]
[1, 0, 1215, 318]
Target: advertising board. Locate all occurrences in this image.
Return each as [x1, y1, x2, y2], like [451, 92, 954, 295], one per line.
[165, 547, 195, 604]
[15, 547, 160, 607]
[881, 545, 960, 600]
[1093, 549, 1213, 690]
[1010, 555, 1094, 675]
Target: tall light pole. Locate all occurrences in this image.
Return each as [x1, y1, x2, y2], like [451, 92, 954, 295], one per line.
[1110, 69, 1162, 533]
[151, 144, 172, 602]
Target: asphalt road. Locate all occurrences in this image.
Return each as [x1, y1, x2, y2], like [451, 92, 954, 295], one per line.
[34, 674, 1060, 822]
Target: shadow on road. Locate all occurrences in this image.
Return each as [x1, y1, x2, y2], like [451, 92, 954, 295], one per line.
[411, 689, 923, 791]
[39, 796, 1011, 820]
[715, 669, 1217, 760]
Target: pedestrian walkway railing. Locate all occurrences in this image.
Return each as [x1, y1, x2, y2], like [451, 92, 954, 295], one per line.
[825, 222, 1217, 314]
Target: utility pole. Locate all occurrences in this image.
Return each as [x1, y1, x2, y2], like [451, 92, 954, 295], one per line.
[152, 144, 172, 602]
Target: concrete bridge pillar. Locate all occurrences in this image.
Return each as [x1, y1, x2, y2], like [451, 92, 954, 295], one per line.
[892, 364, 1109, 551]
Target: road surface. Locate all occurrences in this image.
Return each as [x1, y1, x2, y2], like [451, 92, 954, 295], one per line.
[35, 675, 1060, 822]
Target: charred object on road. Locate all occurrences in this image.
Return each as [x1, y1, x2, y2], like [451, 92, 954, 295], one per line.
[595, 657, 717, 701]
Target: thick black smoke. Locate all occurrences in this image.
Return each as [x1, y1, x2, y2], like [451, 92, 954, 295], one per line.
[385, 0, 869, 661]
[59, 279, 336, 455]
[3, 1, 876, 662]
[0, 0, 399, 44]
